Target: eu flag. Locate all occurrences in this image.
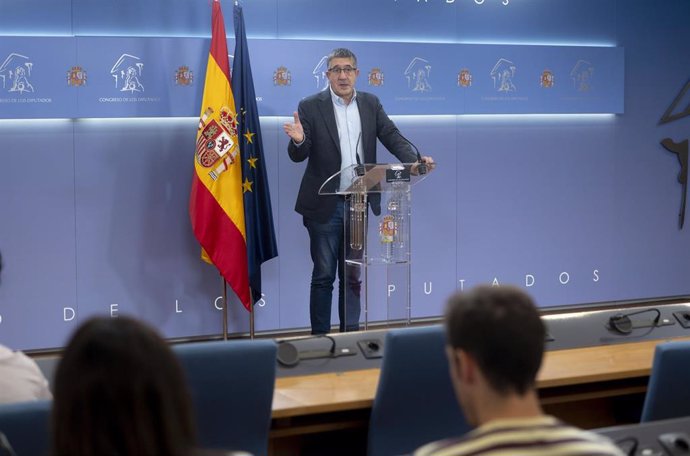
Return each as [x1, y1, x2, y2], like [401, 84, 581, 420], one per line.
[232, 3, 278, 305]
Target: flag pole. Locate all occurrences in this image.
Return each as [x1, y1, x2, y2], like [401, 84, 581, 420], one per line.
[192, 0, 250, 343]
[233, 0, 277, 340]
[222, 278, 228, 340]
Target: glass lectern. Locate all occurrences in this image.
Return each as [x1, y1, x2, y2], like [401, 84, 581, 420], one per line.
[319, 163, 434, 331]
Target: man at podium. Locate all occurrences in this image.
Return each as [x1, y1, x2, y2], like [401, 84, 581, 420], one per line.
[283, 47, 433, 335]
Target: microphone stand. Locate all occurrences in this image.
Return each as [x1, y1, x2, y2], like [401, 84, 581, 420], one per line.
[395, 129, 427, 175]
[351, 132, 366, 251]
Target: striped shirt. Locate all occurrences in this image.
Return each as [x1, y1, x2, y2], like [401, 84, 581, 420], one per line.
[414, 416, 625, 456]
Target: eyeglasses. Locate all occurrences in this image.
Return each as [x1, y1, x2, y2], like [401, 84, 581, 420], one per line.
[327, 66, 357, 75]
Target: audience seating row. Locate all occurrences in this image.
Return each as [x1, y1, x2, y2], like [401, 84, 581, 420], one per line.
[1, 330, 689, 456]
[0, 339, 277, 456]
[0, 400, 51, 456]
[640, 340, 690, 423]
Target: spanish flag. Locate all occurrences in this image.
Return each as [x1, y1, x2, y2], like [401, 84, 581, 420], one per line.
[189, 0, 250, 309]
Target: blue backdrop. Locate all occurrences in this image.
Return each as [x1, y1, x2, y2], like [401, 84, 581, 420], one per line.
[0, 38, 623, 118]
[1, 0, 689, 350]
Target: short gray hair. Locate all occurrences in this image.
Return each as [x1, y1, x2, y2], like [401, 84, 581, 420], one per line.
[327, 48, 357, 68]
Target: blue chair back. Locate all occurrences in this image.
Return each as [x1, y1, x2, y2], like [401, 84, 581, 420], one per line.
[0, 400, 51, 456]
[173, 339, 276, 456]
[367, 325, 471, 456]
[640, 340, 690, 422]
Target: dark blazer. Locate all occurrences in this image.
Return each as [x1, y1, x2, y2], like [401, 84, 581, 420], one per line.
[288, 89, 417, 223]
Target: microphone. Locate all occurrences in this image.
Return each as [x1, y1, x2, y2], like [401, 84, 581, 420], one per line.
[613, 436, 638, 456]
[608, 308, 661, 335]
[354, 132, 364, 176]
[276, 335, 355, 367]
[395, 129, 427, 175]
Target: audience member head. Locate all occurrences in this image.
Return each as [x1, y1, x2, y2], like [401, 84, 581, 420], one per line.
[444, 285, 546, 425]
[51, 316, 196, 456]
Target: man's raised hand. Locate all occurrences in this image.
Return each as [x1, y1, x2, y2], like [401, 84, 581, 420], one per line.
[283, 111, 304, 144]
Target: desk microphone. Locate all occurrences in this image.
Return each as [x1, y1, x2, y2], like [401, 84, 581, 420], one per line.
[659, 432, 690, 456]
[608, 308, 661, 335]
[276, 335, 355, 367]
[394, 129, 427, 175]
[613, 436, 638, 456]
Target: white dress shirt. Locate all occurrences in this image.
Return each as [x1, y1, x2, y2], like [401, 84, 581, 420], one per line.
[330, 87, 362, 190]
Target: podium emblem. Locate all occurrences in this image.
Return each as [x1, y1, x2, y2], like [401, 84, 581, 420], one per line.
[379, 215, 396, 244]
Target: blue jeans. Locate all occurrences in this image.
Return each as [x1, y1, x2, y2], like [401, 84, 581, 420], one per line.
[303, 199, 361, 334]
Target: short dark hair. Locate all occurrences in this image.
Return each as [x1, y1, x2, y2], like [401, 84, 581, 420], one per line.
[444, 285, 545, 395]
[52, 317, 196, 456]
[327, 48, 357, 68]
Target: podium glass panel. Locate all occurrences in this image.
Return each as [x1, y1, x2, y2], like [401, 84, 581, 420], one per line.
[319, 163, 434, 331]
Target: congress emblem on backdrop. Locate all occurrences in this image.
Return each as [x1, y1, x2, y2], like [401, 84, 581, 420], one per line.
[312, 55, 329, 91]
[404, 57, 432, 92]
[195, 107, 239, 181]
[0, 53, 35, 94]
[571, 60, 594, 92]
[66, 66, 87, 87]
[457, 68, 472, 88]
[368, 68, 384, 87]
[540, 70, 554, 88]
[273, 66, 291, 86]
[110, 54, 145, 93]
[175, 66, 194, 86]
[490, 58, 516, 92]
